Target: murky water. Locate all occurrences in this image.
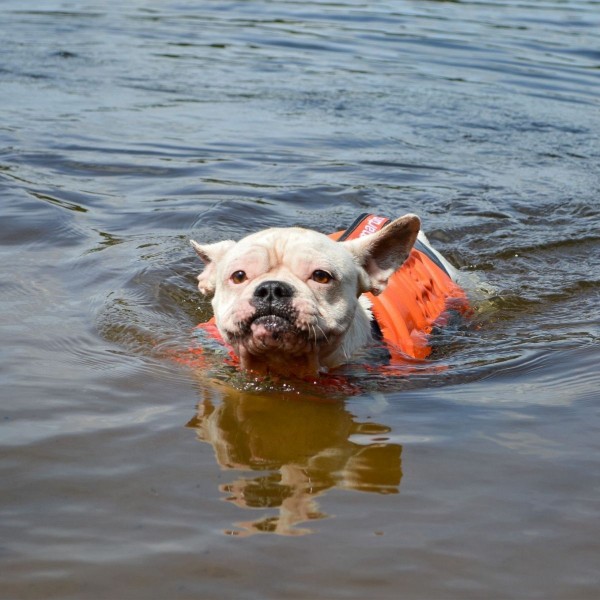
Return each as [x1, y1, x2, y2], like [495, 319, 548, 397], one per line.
[1, 1, 599, 598]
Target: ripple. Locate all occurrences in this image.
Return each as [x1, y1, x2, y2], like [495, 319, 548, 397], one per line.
[480, 345, 600, 405]
[2, 1, 600, 595]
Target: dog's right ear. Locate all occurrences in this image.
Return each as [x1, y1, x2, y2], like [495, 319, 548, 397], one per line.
[190, 239, 235, 296]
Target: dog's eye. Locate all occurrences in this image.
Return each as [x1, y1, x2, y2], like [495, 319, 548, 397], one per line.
[230, 270, 248, 284]
[311, 269, 334, 284]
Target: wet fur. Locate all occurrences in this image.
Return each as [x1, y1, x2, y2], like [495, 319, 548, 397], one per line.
[191, 214, 420, 377]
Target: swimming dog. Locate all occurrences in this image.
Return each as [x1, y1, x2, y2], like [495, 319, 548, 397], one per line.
[191, 213, 467, 378]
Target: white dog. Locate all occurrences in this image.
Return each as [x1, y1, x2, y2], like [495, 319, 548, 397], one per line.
[190, 214, 461, 378]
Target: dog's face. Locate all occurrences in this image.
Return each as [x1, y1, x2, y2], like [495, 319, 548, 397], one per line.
[191, 215, 420, 376]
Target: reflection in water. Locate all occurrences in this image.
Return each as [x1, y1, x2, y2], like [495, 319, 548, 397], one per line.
[187, 387, 402, 536]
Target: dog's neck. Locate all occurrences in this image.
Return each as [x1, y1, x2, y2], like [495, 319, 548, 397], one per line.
[237, 347, 322, 379]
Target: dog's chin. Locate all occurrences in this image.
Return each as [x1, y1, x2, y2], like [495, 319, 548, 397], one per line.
[245, 315, 310, 355]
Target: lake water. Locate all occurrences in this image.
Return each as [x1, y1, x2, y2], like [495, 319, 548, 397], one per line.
[1, 1, 599, 598]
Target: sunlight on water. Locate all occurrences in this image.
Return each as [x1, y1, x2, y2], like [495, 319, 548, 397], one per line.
[1, 0, 599, 598]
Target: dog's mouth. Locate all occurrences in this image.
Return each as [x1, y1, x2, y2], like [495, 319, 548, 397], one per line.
[250, 314, 293, 338]
[232, 305, 316, 356]
[242, 302, 298, 334]
[247, 306, 300, 345]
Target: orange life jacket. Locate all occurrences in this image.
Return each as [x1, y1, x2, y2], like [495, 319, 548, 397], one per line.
[191, 214, 469, 365]
[328, 213, 469, 361]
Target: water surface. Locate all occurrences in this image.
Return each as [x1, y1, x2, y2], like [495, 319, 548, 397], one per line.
[1, 1, 599, 598]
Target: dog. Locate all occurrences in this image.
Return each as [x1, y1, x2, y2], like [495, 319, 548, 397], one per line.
[191, 213, 467, 378]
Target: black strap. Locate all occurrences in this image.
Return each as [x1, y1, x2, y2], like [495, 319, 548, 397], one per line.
[336, 213, 390, 241]
[339, 213, 451, 278]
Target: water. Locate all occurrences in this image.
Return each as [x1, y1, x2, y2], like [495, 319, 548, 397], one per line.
[1, 1, 599, 598]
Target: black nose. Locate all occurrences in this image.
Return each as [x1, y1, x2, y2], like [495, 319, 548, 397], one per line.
[253, 280, 294, 302]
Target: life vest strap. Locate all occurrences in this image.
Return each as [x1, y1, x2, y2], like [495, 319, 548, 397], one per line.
[335, 212, 451, 279]
[333, 213, 390, 241]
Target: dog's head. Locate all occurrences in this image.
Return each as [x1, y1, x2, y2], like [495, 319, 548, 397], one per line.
[191, 214, 420, 376]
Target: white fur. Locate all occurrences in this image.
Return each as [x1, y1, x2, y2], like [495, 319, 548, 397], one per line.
[191, 214, 421, 376]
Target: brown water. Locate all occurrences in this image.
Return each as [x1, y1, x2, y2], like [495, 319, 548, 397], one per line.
[1, 1, 599, 598]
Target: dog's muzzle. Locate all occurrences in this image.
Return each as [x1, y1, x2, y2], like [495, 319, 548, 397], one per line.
[248, 280, 297, 337]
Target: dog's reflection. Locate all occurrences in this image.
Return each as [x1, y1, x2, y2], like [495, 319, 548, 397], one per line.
[187, 388, 402, 536]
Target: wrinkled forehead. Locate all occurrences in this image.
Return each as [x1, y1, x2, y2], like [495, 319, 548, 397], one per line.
[226, 227, 353, 271]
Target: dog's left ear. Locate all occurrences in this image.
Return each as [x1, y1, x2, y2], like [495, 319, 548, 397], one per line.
[344, 214, 421, 295]
[190, 239, 235, 296]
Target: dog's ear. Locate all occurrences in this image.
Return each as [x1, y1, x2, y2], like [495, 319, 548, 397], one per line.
[343, 214, 420, 295]
[190, 239, 235, 296]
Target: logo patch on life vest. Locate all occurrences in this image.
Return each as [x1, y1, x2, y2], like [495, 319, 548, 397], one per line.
[336, 213, 390, 241]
